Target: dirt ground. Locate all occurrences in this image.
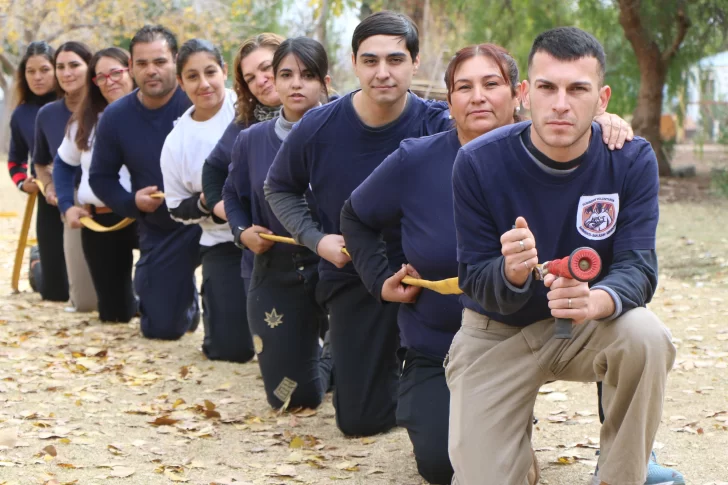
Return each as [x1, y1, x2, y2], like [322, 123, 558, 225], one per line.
[1, 147, 727, 485]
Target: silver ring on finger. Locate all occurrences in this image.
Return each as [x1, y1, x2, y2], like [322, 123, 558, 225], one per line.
[568, 298, 572, 309]
[519, 240, 525, 252]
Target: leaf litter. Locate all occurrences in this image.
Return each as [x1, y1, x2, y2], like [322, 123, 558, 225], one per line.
[0, 192, 727, 483]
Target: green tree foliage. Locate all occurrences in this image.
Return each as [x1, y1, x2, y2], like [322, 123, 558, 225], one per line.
[448, 0, 727, 174]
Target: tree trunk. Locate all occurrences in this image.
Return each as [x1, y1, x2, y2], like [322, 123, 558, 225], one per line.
[631, 54, 672, 176]
[314, 0, 329, 46]
[359, 2, 373, 20]
[0, 79, 15, 153]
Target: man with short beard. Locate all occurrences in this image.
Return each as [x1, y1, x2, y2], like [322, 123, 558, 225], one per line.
[89, 25, 200, 340]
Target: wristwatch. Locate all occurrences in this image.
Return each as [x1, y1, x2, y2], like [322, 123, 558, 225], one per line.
[233, 226, 248, 250]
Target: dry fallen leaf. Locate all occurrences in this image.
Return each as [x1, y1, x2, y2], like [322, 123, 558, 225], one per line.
[110, 466, 135, 477]
[289, 436, 305, 449]
[0, 428, 18, 448]
[273, 464, 297, 477]
[293, 408, 317, 418]
[42, 445, 57, 457]
[164, 470, 189, 482]
[335, 461, 360, 472]
[149, 416, 180, 427]
[545, 392, 568, 402]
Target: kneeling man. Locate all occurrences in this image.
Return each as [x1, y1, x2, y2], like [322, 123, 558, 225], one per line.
[448, 27, 676, 485]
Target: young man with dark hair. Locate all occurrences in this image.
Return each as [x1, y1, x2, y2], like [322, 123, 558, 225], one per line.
[89, 24, 200, 341]
[448, 27, 678, 485]
[264, 10, 452, 437]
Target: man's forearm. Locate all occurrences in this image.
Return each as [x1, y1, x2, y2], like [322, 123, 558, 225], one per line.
[459, 256, 534, 315]
[89, 173, 140, 219]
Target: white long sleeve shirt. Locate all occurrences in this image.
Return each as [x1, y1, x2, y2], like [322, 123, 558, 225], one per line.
[160, 89, 236, 247]
[57, 119, 132, 207]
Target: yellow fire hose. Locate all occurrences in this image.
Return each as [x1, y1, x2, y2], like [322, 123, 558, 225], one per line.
[11, 191, 38, 293]
[35, 179, 163, 232]
[12, 181, 165, 291]
[14, 186, 460, 295]
[257, 233, 463, 295]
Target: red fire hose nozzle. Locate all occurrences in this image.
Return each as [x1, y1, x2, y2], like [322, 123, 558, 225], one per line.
[538, 247, 602, 339]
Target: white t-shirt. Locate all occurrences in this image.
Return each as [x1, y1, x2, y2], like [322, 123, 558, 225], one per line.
[160, 89, 236, 247]
[57, 118, 132, 207]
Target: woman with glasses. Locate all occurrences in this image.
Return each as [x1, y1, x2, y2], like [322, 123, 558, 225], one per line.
[7, 41, 57, 295]
[33, 41, 97, 312]
[52, 47, 137, 322]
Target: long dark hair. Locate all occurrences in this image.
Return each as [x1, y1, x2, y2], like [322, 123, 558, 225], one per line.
[233, 33, 285, 125]
[72, 47, 133, 150]
[272, 37, 330, 102]
[13, 41, 56, 108]
[54, 41, 93, 97]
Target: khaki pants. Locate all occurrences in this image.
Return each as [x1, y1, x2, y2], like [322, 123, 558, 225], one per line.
[445, 308, 676, 485]
[63, 222, 97, 312]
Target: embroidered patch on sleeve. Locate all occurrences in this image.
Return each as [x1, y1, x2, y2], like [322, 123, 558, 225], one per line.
[576, 194, 619, 240]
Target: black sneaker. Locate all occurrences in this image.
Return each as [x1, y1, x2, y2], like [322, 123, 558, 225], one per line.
[187, 298, 201, 333]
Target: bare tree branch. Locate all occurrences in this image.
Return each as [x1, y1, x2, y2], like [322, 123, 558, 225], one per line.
[617, 0, 662, 62]
[45, 22, 103, 44]
[26, 5, 52, 43]
[0, 52, 17, 75]
[662, 4, 691, 62]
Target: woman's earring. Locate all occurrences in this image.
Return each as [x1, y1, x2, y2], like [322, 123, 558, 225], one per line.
[515, 106, 521, 113]
[448, 114, 453, 120]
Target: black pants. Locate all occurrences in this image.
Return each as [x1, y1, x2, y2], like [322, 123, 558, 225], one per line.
[397, 348, 453, 484]
[80, 213, 138, 322]
[316, 275, 400, 436]
[36, 192, 68, 301]
[134, 224, 201, 340]
[200, 242, 255, 363]
[247, 250, 329, 409]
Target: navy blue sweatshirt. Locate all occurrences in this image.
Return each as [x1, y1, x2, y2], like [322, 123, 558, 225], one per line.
[265, 91, 451, 281]
[88, 87, 192, 248]
[203, 119, 251, 212]
[224, 119, 307, 277]
[453, 121, 660, 326]
[342, 130, 464, 359]
[33, 99, 72, 167]
[209, 119, 255, 276]
[8, 93, 56, 187]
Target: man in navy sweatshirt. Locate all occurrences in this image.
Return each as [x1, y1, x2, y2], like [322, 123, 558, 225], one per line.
[265, 11, 451, 436]
[89, 25, 199, 340]
[448, 27, 678, 485]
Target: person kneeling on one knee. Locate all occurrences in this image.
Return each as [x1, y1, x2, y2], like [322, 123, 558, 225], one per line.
[446, 26, 677, 485]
